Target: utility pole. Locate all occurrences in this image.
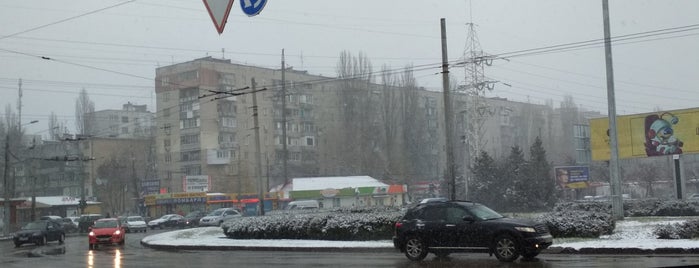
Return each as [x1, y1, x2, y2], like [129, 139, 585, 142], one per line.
[18, 79, 22, 128]
[602, 0, 624, 220]
[131, 155, 139, 215]
[281, 49, 288, 186]
[440, 18, 456, 200]
[3, 132, 11, 236]
[251, 78, 265, 216]
[3, 120, 37, 235]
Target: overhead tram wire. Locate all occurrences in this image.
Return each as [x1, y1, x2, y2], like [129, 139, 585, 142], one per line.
[0, 0, 136, 41]
[2, 22, 697, 125]
[484, 24, 699, 62]
[3, 21, 697, 93]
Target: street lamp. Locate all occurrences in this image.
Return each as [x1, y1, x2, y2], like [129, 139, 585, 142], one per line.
[3, 120, 38, 236]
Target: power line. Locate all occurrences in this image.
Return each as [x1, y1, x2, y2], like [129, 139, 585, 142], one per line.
[0, 1, 136, 41]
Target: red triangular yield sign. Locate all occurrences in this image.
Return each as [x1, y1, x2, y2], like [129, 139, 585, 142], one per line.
[203, 0, 235, 34]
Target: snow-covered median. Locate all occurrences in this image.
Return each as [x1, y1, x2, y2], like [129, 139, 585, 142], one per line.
[141, 227, 393, 248]
[554, 219, 699, 250]
[142, 219, 699, 251]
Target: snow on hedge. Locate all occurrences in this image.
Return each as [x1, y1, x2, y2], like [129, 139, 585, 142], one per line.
[222, 207, 402, 241]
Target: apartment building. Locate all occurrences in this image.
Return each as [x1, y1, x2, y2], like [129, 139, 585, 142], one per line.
[154, 57, 584, 198]
[87, 102, 155, 138]
[155, 57, 335, 194]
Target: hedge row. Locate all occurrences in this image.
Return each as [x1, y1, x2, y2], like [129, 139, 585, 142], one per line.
[653, 219, 699, 239]
[222, 208, 402, 241]
[221, 200, 699, 241]
[537, 202, 615, 238]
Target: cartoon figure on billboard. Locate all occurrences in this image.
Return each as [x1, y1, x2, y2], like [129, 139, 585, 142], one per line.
[644, 112, 683, 156]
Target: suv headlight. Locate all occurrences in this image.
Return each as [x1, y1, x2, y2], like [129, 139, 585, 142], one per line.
[514, 226, 536, 233]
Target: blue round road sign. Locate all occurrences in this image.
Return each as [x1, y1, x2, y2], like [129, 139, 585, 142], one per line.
[240, 0, 267, 17]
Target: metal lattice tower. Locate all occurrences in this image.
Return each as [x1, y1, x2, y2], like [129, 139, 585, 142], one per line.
[458, 22, 495, 198]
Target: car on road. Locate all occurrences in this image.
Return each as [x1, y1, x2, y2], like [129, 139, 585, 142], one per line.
[148, 214, 183, 229]
[58, 217, 80, 233]
[66, 216, 80, 227]
[88, 218, 125, 249]
[78, 214, 104, 233]
[199, 208, 242, 226]
[39, 215, 78, 233]
[393, 199, 553, 262]
[123, 216, 148, 233]
[13, 220, 65, 247]
[177, 211, 207, 228]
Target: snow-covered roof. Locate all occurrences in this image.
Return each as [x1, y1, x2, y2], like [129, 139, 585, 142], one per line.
[22, 196, 99, 206]
[292, 176, 387, 191]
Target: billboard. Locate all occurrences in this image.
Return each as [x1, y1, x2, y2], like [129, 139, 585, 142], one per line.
[555, 166, 590, 189]
[590, 108, 699, 161]
[141, 179, 160, 196]
[183, 175, 211, 193]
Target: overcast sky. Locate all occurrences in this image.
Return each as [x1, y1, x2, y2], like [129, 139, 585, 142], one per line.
[1, 0, 698, 135]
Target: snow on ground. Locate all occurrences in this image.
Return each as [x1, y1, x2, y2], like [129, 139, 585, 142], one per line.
[142, 219, 699, 250]
[141, 227, 394, 248]
[555, 219, 699, 250]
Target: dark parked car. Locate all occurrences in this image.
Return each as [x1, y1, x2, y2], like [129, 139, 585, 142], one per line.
[393, 200, 553, 262]
[78, 214, 104, 233]
[147, 214, 183, 229]
[177, 211, 207, 228]
[58, 218, 79, 233]
[13, 220, 65, 247]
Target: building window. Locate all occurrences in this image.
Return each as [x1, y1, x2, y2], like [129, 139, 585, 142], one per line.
[122, 116, 129, 123]
[164, 153, 171, 163]
[181, 150, 201, 162]
[180, 118, 200, 129]
[222, 117, 236, 128]
[181, 134, 200, 145]
[164, 139, 171, 147]
[121, 127, 129, 134]
[164, 108, 171, 118]
[216, 150, 230, 158]
[306, 136, 315, 146]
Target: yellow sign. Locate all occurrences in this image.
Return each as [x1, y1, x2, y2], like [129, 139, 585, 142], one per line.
[591, 108, 699, 161]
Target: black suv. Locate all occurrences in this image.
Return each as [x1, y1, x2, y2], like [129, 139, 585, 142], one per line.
[393, 200, 553, 262]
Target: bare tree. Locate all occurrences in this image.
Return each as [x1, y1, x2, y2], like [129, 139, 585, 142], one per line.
[75, 88, 95, 135]
[335, 50, 381, 177]
[47, 112, 67, 141]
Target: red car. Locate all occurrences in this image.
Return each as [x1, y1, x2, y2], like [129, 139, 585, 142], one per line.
[88, 218, 125, 250]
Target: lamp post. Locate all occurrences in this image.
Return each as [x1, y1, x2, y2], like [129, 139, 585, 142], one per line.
[3, 120, 38, 236]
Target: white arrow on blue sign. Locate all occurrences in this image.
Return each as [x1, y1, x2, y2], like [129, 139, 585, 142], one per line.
[240, 0, 267, 17]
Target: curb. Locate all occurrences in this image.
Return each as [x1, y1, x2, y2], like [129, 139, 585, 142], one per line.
[139, 240, 699, 255]
[140, 240, 397, 253]
[544, 247, 699, 254]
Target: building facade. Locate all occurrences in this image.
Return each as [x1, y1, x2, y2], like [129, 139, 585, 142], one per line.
[154, 57, 582, 201]
[87, 102, 155, 139]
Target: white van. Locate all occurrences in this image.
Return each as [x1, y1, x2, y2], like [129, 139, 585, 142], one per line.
[286, 200, 320, 210]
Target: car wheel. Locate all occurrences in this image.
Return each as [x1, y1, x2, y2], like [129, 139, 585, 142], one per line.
[404, 236, 428, 261]
[493, 234, 520, 262]
[14, 242, 21, 248]
[119, 238, 125, 246]
[59, 233, 65, 244]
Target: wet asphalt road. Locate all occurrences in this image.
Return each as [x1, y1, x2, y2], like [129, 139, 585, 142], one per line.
[3, 228, 699, 268]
